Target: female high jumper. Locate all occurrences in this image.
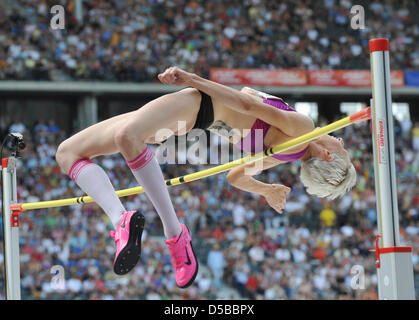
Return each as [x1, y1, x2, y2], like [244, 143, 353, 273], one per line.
[55, 66, 356, 288]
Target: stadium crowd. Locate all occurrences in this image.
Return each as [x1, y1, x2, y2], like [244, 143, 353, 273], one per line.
[0, 0, 418, 301]
[0, 113, 418, 300]
[0, 0, 418, 82]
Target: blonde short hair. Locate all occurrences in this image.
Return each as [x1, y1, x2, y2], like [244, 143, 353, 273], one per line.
[300, 153, 357, 200]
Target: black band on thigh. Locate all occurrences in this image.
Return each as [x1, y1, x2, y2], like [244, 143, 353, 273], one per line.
[192, 90, 215, 130]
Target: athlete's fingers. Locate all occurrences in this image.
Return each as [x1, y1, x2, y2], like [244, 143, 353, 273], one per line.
[157, 73, 166, 81]
[160, 70, 175, 85]
[158, 72, 167, 83]
[168, 70, 177, 84]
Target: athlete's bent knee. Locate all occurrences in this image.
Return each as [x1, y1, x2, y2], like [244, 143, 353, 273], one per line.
[56, 140, 75, 173]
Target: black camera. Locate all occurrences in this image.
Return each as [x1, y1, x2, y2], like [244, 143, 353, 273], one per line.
[6, 133, 26, 157]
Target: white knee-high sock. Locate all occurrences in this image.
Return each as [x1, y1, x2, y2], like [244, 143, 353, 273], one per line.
[69, 159, 126, 229]
[126, 147, 182, 239]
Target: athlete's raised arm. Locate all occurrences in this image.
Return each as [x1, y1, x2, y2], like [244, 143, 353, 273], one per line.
[158, 67, 314, 137]
[158, 66, 250, 115]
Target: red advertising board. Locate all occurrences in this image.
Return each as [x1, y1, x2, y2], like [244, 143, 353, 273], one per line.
[209, 68, 405, 87]
[210, 68, 307, 86]
[308, 70, 404, 87]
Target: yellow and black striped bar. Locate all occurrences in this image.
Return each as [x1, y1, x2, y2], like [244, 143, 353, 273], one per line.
[12, 107, 370, 213]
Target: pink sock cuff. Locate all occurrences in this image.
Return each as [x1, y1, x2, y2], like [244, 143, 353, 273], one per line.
[69, 158, 94, 181]
[127, 147, 153, 171]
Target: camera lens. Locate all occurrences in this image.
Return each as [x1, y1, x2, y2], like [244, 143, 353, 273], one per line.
[18, 141, 26, 150]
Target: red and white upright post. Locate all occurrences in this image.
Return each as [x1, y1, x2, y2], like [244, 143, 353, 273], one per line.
[1, 157, 21, 300]
[369, 38, 415, 300]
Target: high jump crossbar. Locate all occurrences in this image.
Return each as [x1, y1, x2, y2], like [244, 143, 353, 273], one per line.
[9, 108, 370, 214]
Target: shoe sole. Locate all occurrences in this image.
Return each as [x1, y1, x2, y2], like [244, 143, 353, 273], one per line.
[113, 211, 145, 275]
[177, 228, 199, 289]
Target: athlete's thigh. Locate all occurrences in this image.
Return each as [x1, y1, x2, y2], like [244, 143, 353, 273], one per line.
[65, 110, 136, 158]
[65, 88, 201, 157]
[126, 88, 202, 143]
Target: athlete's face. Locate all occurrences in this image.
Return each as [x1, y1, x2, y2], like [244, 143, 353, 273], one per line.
[317, 134, 349, 162]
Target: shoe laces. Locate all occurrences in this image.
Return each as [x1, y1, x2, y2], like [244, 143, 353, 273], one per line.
[167, 239, 186, 268]
[110, 230, 119, 244]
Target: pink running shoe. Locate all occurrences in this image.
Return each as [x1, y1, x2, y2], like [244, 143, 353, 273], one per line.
[165, 224, 199, 288]
[110, 210, 145, 275]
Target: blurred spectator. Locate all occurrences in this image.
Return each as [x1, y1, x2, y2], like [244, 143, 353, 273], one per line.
[206, 244, 225, 290]
[8, 119, 25, 134]
[320, 205, 336, 227]
[412, 122, 419, 151]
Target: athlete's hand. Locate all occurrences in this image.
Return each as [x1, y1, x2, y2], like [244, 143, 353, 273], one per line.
[158, 66, 193, 86]
[262, 184, 291, 214]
